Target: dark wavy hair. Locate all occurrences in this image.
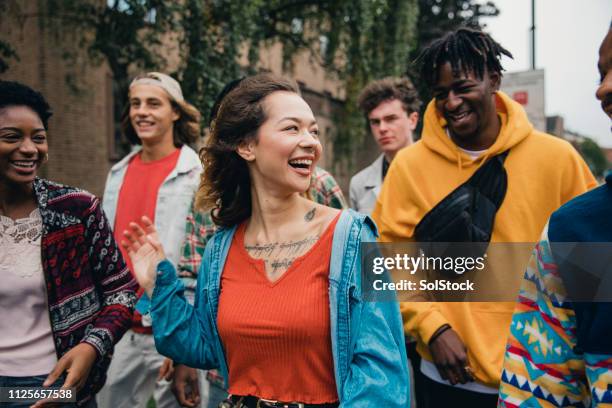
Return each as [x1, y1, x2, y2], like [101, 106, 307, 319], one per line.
[120, 90, 201, 147]
[358, 77, 422, 117]
[0, 81, 53, 128]
[195, 74, 300, 227]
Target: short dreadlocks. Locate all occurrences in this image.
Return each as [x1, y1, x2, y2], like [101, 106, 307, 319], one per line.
[416, 27, 513, 87]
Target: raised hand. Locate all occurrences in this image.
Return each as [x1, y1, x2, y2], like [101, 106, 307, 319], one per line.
[121, 216, 166, 296]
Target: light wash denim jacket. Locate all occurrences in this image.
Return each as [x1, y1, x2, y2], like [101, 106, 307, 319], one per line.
[142, 209, 410, 407]
[349, 154, 384, 215]
[102, 145, 202, 266]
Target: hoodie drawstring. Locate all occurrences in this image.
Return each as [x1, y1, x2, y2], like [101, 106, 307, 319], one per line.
[457, 151, 463, 172]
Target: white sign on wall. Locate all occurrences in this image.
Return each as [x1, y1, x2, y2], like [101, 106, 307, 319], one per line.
[500, 69, 546, 132]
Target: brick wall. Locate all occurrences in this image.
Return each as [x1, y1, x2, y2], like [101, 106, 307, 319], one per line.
[1, 1, 114, 197]
[1, 2, 381, 198]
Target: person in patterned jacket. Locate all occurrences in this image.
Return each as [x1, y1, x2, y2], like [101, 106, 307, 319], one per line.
[170, 78, 347, 408]
[0, 80, 137, 407]
[498, 24, 612, 408]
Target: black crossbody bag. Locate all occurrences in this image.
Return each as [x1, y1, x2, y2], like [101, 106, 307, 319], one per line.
[414, 150, 510, 246]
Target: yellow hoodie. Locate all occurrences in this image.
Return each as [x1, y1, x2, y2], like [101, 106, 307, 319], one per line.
[372, 91, 597, 388]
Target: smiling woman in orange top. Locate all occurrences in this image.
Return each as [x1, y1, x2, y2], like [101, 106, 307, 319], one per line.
[121, 73, 410, 408]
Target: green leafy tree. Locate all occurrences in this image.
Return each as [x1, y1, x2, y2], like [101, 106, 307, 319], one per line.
[580, 137, 609, 178]
[0, 40, 18, 74]
[0, 0, 20, 73]
[1, 1, 498, 164]
[2, 0, 419, 158]
[324, 0, 419, 157]
[176, 0, 420, 157]
[26, 0, 183, 153]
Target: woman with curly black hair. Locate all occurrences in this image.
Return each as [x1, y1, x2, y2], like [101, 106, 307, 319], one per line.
[0, 80, 137, 407]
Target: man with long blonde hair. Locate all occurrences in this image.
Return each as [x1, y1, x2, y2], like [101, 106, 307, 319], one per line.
[98, 72, 202, 408]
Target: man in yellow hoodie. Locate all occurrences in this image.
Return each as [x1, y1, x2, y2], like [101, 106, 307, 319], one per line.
[372, 27, 597, 407]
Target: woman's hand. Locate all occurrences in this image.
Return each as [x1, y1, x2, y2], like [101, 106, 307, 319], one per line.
[121, 216, 166, 297]
[29, 343, 98, 407]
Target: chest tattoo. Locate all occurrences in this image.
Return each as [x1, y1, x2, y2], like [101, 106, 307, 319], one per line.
[245, 234, 320, 280]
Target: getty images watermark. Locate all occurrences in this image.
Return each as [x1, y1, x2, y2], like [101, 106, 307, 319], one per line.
[361, 242, 537, 302]
[371, 252, 486, 292]
[361, 242, 612, 302]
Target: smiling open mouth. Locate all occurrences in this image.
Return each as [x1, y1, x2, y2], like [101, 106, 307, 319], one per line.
[11, 160, 36, 169]
[288, 158, 313, 169]
[448, 111, 471, 121]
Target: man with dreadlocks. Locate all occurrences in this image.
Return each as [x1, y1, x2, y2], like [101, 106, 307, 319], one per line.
[372, 27, 596, 407]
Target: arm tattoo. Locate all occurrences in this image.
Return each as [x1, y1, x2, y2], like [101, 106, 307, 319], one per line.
[304, 207, 316, 222]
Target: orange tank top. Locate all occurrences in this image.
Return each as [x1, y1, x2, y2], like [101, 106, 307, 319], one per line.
[216, 214, 340, 404]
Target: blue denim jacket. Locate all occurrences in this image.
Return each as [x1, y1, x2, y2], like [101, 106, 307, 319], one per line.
[144, 209, 409, 407]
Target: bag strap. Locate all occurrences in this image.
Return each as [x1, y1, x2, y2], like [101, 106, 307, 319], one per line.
[414, 149, 510, 243]
[467, 150, 509, 208]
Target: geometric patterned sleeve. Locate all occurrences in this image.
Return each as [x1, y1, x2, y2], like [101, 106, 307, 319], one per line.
[81, 196, 138, 357]
[498, 223, 593, 408]
[585, 353, 612, 406]
[309, 167, 347, 209]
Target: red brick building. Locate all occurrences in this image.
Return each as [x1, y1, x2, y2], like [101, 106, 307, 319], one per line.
[1, 1, 373, 197]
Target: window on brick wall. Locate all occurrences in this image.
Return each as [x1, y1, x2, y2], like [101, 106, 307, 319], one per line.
[107, 75, 131, 162]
